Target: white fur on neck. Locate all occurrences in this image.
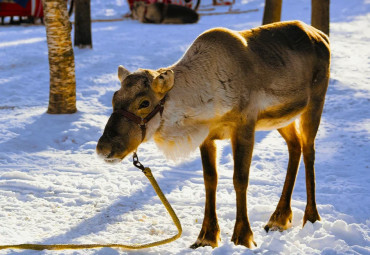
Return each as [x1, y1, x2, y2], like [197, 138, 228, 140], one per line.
[153, 98, 211, 161]
[154, 123, 209, 161]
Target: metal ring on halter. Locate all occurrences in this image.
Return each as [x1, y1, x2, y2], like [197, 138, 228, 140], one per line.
[133, 152, 145, 171]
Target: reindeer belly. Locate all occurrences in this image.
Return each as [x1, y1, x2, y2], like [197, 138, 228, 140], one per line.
[255, 98, 308, 131]
[256, 113, 302, 130]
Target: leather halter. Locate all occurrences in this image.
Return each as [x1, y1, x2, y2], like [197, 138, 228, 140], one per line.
[114, 96, 166, 142]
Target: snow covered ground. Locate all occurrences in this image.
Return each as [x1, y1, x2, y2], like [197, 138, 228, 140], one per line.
[0, 0, 369, 254]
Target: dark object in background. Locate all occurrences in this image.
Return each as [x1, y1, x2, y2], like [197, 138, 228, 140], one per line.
[127, 0, 200, 12]
[132, 2, 199, 24]
[74, 0, 92, 48]
[262, 0, 282, 25]
[311, 0, 330, 36]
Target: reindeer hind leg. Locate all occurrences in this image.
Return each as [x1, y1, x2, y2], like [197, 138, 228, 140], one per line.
[300, 74, 329, 226]
[265, 121, 302, 232]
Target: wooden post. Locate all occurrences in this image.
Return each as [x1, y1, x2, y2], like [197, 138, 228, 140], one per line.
[43, 0, 77, 114]
[74, 0, 92, 48]
[262, 0, 282, 25]
[311, 0, 330, 36]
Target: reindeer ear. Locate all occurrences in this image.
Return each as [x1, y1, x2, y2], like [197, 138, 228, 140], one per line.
[151, 70, 174, 95]
[118, 65, 130, 82]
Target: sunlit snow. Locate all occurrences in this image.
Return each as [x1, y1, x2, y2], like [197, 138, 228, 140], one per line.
[0, 0, 369, 254]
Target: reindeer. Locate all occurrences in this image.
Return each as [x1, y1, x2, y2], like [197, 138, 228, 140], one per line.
[96, 20, 330, 248]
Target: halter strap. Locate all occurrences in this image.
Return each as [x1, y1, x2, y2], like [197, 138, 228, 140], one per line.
[114, 96, 166, 141]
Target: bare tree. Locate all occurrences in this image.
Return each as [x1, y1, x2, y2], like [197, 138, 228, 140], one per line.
[262, 0, 282, 25]
[43, 0, 77, 114]
[74, 0, 92, 48]
[311, 0, 330, 35]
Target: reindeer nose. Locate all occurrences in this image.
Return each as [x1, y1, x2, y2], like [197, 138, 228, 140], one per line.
[96, 135, 113, 158]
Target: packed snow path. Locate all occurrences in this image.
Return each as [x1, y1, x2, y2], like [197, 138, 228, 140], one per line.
[0, 0, 369, 254]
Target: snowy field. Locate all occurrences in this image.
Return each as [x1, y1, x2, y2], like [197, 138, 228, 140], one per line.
[0, 0, 369, 254]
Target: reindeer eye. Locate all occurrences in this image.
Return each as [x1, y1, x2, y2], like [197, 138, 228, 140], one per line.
[139, 100, 150, 109]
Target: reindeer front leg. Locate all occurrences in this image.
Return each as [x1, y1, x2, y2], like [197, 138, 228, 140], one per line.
[231, 121, 257, 248]
[191, 139, 220, 249]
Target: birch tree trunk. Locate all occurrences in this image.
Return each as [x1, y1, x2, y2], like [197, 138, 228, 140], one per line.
[262, 0, 282, 25]
[311, 0, 330, 36]
[43, 0, 77, 114]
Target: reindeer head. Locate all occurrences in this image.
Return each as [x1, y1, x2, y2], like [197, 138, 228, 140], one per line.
[96, 65, 174, 163]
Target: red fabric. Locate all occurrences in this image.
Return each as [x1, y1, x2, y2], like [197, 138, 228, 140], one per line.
[0, 0, 44, 18]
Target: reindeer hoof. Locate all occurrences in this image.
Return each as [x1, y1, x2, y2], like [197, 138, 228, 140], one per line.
[190, 238, 219, 249]
[264, 224, 285, 232]
[231, 235, 257, 248]
[231, 222, 256, 248]
[265, 207, 292, 232]
[264, 225, 270, 232]
[303, 206, 321, 226]
[190, 223, 220, 249]
[190, 242, 210, 249]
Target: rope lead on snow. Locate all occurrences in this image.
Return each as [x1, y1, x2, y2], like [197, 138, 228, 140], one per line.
[0, 152, 182, 251]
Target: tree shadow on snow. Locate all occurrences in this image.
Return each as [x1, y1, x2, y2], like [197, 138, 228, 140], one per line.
[0, 111, 102, 155]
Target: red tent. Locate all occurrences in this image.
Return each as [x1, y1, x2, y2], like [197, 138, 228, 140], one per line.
[0, 0, 43, 20]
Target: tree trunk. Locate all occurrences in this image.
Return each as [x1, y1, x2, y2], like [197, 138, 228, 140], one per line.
[262, 0, 282, 25]
[43, 0, 77, 114]
[311, 0, 330, 36]
[74, 0, 92, 48]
